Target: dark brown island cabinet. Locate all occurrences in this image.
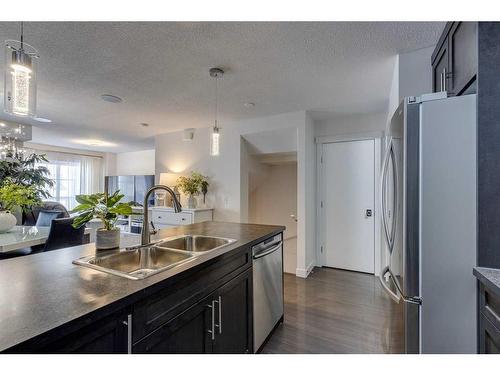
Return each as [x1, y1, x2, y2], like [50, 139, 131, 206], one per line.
[4, 229, 280, 354]
[478, 281, 500, 353]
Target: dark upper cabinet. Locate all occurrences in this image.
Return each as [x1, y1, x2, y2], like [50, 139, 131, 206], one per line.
[432, 22, 477, 96]
[449, 22, 477, 95]
[133, 294, 215, 354]
[432, 43, 449, 93]
[212, 268, 253, 354]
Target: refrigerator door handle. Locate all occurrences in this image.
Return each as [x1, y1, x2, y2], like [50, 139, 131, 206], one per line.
[382, 266, 423, 306]
[379, 265, 401, 303]
[388, 142, 399, 251]
[380, 137, 392, 250]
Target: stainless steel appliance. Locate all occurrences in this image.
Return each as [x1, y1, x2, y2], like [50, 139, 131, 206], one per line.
[380, 92, 477, 353]
[252, 233, 283, 352]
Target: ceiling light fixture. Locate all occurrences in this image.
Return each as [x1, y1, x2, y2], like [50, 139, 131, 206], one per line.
[209, 67, 224, 156]
[73, 139, 116, 147]
[4, 22, 39, 118]
[100, 94, 123, 104]
[244, 102, 255, 108]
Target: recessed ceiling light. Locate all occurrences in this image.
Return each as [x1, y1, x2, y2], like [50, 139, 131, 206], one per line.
[140, 123, 149, 127]
[100, 94, 123, 104]
[244, 102, 255, 108]
[33, 117, 52, 123]
[73, 139, 116, 147]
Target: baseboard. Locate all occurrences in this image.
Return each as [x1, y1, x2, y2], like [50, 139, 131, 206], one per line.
[295, 260, 315, 278]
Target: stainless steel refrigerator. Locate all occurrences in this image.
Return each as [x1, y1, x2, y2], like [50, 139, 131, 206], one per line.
[379, 92, 477, 354]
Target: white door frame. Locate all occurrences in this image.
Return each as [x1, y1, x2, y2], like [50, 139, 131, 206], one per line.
[316, 132, 383, 276]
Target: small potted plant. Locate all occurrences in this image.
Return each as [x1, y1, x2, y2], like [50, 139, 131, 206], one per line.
[72, 191, 133, 250]
[176, 172, 209, 209]
[0, 178, 41, 232]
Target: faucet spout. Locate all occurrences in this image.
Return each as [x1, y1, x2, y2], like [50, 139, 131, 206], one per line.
[141, 184, 182, 245]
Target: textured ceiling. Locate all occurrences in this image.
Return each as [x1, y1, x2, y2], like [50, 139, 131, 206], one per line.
[0, 22, 444, 152]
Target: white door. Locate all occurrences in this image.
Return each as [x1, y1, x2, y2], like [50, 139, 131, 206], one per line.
[321, 139, 375, 273]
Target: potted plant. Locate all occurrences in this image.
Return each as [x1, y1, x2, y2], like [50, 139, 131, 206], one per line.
[176, 172, 209, 209]
[71, 191, 133, 250]
[0, 150, 54, 224]
[0, 178, 41, 233]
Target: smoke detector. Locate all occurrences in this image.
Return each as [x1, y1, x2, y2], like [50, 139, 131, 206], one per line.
[183, 128, 195, 141]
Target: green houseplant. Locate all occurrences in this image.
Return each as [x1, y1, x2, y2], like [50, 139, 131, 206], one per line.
[176, 172, 209, 209]
[71, 190, 133, 250]
[0, 151, 54, 200]
[0, 150, 55, 224]
[0, 178, 41, 233]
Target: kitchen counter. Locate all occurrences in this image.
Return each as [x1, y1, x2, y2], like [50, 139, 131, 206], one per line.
[473, 267, 500, 296]
[0, 221, 284, 352]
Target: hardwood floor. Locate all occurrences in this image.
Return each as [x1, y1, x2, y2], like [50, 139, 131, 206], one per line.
[261, 267, 404, 354]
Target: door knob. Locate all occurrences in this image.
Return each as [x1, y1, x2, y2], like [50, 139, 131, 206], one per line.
[290, 214, 298, 222]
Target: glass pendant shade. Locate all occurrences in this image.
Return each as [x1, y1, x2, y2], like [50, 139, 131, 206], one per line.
[210, 125, 220, 156]
[4, 40, 38, 117]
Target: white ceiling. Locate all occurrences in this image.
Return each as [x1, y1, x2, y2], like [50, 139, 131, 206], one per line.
[0, 22, 444, 152]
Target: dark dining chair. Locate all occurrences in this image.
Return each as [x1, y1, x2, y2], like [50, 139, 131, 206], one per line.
[23, 201, 70, 226]
[43, 217, 85, 252]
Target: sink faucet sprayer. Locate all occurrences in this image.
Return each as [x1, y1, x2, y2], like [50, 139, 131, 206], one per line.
[142, 185, 182, 245]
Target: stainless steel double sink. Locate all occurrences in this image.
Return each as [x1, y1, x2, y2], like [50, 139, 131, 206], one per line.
[73, 235, 237, 280]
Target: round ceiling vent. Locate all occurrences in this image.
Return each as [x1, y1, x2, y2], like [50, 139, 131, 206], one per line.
[100, 94, 123, 103]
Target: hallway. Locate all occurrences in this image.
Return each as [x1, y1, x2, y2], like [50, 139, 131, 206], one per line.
[261, 267, 404, 353]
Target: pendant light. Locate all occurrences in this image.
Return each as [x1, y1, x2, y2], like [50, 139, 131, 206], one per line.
[209, 67, 224, 156]
[4, 22, 39, 117]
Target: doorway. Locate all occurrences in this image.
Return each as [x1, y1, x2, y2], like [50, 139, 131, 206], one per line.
[248, 152, 298, 274]
[319, 139, 377, 274]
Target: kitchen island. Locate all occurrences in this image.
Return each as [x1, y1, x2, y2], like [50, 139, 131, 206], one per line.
[0, 221, 284, 353]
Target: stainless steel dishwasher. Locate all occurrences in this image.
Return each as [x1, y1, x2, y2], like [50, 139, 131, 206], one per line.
[252, 233, 283, 352]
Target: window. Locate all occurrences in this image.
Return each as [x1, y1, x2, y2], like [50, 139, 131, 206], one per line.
[29, 149, 104, 210]
[40, 160, 82, 210]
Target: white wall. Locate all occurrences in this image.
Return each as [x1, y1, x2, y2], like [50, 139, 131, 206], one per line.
[398, 45, 434, 100]
[299, 112, 316, 277]
[115, 149, 155, 176]
[386, 45, 435, 126]
[155, 110, 315, 277]
[315, 112, 388, 138]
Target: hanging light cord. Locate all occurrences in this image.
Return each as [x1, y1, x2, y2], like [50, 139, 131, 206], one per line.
[214, 74, 219, 129]
[20, 21, 24, 49]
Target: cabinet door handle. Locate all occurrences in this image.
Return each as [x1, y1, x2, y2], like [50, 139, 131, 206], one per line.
[214, 296, 222, 334]
[440, 72, 444, 92]
[207, 301, 215, 341]
[122, 313, 133, 354]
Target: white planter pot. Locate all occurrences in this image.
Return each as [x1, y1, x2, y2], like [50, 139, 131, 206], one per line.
[187, 195, 197, 209]
[0, 211, 17, 233]
[96, 228, 120, 250]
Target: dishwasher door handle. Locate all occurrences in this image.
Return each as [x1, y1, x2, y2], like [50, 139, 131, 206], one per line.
[253, 241, 283, 259]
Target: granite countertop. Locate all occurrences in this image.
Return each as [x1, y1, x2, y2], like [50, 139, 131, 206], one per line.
[0, 221, 284, 352]
[473, 267, 500, 296]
